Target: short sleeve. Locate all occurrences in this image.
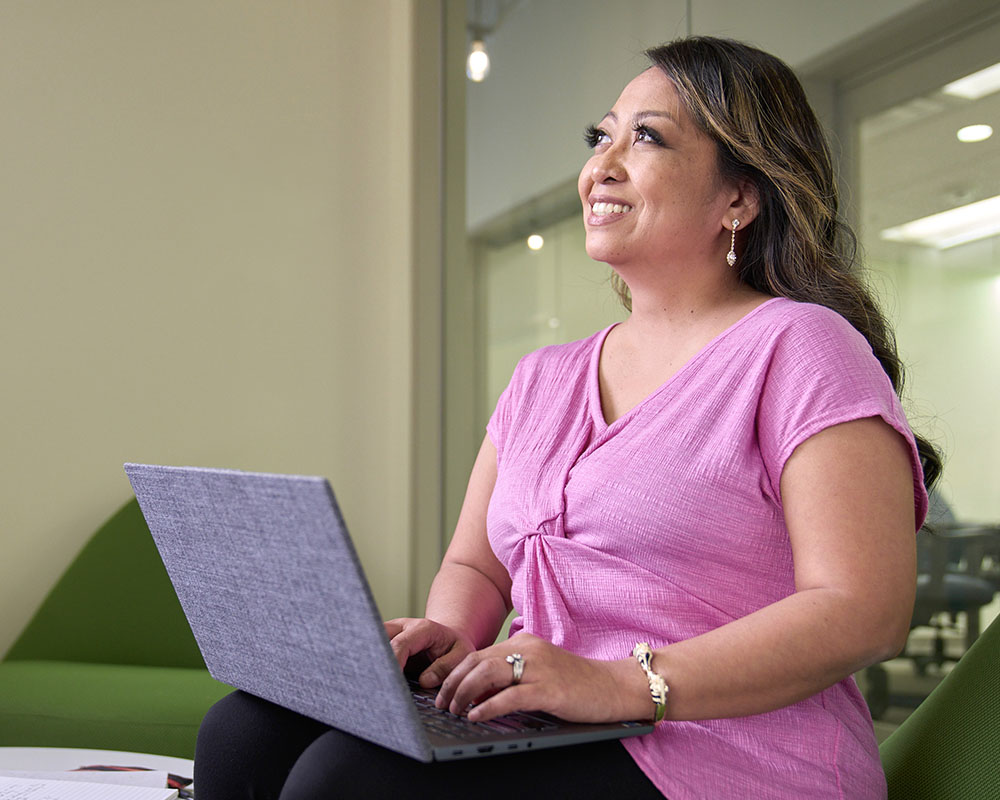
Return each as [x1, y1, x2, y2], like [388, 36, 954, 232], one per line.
[487, 380, 513, 458]
[756, 305, 928, 529]
[485, 333, 601, 471]
[487, 353, 531, 463]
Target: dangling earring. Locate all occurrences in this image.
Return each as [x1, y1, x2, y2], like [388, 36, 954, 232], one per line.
[726, 219, 740, 267]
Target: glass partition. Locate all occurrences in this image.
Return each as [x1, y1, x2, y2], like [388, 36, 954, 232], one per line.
[849, 21, 1000, 732]
[858, 62, 1000, 522]
[476, 211, 625, 430]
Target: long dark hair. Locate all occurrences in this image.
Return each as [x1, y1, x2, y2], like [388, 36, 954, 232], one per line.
[628, 36, 941, 488]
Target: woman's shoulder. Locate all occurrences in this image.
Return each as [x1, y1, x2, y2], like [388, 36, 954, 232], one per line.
[746, 297, 871, 356]
[510, 326, 610, 383]
[489, 327, 610, 441]
[745, 298, 894, 408]
[751, 296, 857, 332]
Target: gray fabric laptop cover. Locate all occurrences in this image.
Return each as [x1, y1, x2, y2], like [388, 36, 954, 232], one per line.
[124, 463, 433, 761]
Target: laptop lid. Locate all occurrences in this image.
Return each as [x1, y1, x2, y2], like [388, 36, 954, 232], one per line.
[124, 462, 434, 762]
[124, 463, 653, 762]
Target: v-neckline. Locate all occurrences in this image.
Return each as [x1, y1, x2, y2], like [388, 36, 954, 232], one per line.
[589, 296, 784, 431]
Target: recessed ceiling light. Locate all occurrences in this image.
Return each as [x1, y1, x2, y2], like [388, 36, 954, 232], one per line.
[957, 124, 993, 142]
[526, 234, 544, 250]
[880, 194, 1000, 249]
[942, 62, 1000, 100]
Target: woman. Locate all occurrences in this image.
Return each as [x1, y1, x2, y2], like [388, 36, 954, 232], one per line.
[196, 37, 937, 799]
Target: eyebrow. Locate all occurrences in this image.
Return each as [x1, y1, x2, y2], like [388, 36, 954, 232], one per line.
[600, 110, 680, 126]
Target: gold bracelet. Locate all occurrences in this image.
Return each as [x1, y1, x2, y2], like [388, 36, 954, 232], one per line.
[632, 642, 669, 723]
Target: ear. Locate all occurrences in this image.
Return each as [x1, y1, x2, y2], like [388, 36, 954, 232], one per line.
[724, 177, 760, 230]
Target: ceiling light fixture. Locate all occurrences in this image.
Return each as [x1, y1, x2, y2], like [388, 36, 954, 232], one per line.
[526, 234, 544, 250]
[880, 194, 1000, 249]
[466, 38, 490, 82]
[466, 0, 519, 82]
[956, 123, 993, 142]
[942, 62, 1000, 100]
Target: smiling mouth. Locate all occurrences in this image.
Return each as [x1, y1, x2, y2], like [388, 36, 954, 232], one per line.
[591, 202, 634, 216]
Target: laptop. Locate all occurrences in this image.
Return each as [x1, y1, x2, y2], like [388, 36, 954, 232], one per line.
[124, 463, 653, 761]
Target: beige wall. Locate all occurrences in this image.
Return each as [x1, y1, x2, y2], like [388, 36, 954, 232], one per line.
[0, 1, 444, 655]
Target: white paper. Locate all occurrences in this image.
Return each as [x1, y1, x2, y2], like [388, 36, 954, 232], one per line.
[0, 772, 168, 787]
[0, 776, 177, 800]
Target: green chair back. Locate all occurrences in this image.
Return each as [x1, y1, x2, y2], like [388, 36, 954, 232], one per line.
[5, 499, 205, 669]
[880, 612, 1000, 798]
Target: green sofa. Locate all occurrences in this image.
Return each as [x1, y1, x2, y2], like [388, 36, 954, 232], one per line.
[880, 609, 1000, 798]
[0, 499, 232, 758]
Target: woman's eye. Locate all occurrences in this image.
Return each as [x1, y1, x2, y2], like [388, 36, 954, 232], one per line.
[633, 124, 663, 145]
[584, 125, 610, 149]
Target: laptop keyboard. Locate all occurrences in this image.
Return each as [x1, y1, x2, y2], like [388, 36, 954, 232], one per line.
[410, 684, 559, 740]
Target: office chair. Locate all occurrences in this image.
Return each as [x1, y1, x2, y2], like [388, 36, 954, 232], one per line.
[908, 524, 999, 673]
[864, 517, 999, 719]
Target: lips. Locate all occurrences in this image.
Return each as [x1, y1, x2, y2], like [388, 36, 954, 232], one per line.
[586, 197, 635, 227]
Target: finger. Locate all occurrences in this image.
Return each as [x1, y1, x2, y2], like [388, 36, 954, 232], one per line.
[466, 684, 539, 722]
[389, 620, 462, 672]
[420, 644, 468, 688]
[383, 620, 404, 639]
[387, 631, 413, 669]
[387, 620, 430, 669]
[435, 649, 482, 709]
[447, 655, 515, 716]
[436, 639, 515, 707]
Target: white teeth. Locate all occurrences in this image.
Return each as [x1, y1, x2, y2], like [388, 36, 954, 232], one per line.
[591, 202, 633, 216]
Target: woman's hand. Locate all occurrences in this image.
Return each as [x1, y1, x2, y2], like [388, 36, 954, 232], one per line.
[434, 632, 650, 724]
[384, 618, 477, 689]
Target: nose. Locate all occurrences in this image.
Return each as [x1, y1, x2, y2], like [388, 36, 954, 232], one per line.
[589, 145, 626, 184]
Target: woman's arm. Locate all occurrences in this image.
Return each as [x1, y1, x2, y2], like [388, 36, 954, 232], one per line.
[386, 435, 511, 686]
[437, 415, 918, 724]
[425, 435, 512, 641]
[622, 415, 917, 720]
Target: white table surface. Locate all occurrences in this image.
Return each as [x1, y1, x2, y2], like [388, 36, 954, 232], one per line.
[0, 746, 193, 778]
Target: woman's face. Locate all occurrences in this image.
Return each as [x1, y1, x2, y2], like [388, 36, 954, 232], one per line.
[578, 68, 737, 271]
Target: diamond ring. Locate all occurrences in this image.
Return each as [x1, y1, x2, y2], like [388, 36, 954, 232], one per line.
[505, 652, 525, 685]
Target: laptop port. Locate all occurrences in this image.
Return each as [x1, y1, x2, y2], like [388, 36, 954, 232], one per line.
[477, 745, 494, 754]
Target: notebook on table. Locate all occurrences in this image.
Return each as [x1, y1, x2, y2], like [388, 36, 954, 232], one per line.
[124, 463, 653, 761]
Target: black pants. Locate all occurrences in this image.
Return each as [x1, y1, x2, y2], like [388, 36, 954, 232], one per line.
[195, 691, 665, 799]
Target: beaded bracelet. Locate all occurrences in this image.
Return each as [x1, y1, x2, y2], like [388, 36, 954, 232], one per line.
[632, 642, 669, 723]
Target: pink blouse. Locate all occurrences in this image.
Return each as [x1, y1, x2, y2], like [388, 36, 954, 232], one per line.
[486, 298, 927, 799]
